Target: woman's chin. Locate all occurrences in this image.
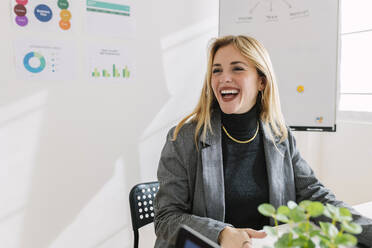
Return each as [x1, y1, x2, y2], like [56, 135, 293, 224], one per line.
[220, 106, 239, 115]
[218, 98, 241, 114]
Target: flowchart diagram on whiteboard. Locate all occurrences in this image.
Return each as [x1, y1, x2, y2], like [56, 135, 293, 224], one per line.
[219, 0, 339, 131]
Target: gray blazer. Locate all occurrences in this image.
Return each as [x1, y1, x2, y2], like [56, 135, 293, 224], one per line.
[154, 111, 372, 247]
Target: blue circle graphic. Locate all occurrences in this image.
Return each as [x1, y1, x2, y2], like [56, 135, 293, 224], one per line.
[34, 4, 53, 22]
[23, 52, 46, 73]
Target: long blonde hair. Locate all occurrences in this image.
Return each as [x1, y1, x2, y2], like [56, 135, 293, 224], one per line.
[173, 35, 288, 146]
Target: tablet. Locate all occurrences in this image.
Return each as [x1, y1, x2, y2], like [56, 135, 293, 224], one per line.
[175, 225, 221, 248]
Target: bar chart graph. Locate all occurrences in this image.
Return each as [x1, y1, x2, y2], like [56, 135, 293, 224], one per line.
[91, 64, 131, 78]
[87, 45, 134, 82]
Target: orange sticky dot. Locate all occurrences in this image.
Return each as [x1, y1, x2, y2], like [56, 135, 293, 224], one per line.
[60, 9, 71, 21]
[59, 20, 71, 30]
[297, 85, 304, 93]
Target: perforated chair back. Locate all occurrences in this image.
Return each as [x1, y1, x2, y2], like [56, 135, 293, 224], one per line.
[129, 181, 159, 248]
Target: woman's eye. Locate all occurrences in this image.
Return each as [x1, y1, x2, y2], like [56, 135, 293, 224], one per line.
[233, 67, 244, 71]
[212, 69, 221, 73]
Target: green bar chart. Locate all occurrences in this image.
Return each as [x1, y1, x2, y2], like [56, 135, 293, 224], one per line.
[91, 64, 131, 79]
[102, 69, 110, 77]
[88, 45, 133, 82]
[92, 68, 100, 77]
[122, 66, 130, 78]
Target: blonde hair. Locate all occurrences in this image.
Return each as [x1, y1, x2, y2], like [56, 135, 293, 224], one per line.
[173, 35, 288, 146]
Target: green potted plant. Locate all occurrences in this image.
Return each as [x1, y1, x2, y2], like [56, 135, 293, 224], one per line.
[258, 200, 362, 248]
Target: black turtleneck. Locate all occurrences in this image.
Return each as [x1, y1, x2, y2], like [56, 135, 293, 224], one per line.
[221, 103, 270, 230]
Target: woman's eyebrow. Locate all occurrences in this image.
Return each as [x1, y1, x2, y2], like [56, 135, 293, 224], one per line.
[231, 61, 248, 66]
[212, 61, 248, 67]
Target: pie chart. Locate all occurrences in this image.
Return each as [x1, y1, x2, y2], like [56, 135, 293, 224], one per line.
[23, 51, 46, 73]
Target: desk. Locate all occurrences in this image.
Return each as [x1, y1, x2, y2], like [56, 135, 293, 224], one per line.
[354, 201, 372, 219]
[252, 201, 372, 248]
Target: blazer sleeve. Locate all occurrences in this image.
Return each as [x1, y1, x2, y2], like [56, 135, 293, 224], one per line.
[288, 129, 372, 246]
[154, 127, 231, 246]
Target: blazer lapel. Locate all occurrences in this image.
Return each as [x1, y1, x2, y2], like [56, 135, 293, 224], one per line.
[201, 111, 225, 222]
[260, 120, 287, 225]
[199, 115, 287, 224]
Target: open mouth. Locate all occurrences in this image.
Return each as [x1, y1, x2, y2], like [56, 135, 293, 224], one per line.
[220, 89, 240, 101]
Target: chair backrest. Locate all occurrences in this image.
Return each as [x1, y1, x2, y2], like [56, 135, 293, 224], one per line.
[129, 181, 159, 232]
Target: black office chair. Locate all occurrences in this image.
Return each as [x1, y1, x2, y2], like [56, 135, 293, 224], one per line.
[129, 181, 159, 248]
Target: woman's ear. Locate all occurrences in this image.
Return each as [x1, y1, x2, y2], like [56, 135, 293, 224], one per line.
[258, 77, 266, 91]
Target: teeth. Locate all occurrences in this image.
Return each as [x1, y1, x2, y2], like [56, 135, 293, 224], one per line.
[221, 89, 239, 94]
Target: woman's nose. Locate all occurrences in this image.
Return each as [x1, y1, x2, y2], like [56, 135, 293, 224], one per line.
[219, 72, 232, 83]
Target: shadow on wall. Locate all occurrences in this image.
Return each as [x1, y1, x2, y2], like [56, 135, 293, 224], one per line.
[0, 3, 219, 248]
[17, 11, 169, 248]
[17, 77, 166, 248]
[139, 17, 218, 182]
[16, 21, 173, 247]
[0, 90, 49, 247]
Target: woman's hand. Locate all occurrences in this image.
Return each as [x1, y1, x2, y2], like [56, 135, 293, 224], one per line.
[218, 226, 267, 248]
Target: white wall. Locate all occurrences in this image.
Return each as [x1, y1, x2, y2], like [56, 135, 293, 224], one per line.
[294, 121, 372, 206]
[1, 1, 371, 248]
[0, 0, 218, 247]
[317, 120, 372, 205]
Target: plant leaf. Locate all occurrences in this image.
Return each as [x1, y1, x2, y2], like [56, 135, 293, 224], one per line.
[323, 207, 332, 219]
[306, 202, 324, 217]
[299, 200, 312, 210]
[339, 207, 353, 222]
[307, 239, 316, 248]
[305, 239, 316, 248]
[277, 206, 290, 217]
[298, 222, 314, 232]
[319, 222, 339, 238]
[293, 226, 303, 235]
[289, 207, 307, 222]
[309, 230, 321, 237]
[276, 213, 289, 223]
[258, 204, 276, 217]
[326, 203, 339, 219]
[292, 237, 307, 247]
[319, 240, 331, 248]
[274, 233, 293, 248]
[342, 222, 363, 234]
[335, 233, 358, 246]
[317, 233, 331, 243]
[292, 236, 316, 248]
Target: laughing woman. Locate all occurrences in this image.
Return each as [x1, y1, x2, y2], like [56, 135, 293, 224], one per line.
[153, 35, 372, 248]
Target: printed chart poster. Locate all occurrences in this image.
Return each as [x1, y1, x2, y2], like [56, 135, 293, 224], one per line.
[87, 45, 135, 82]
[12, 0, 73, 32]
[86, 0, 135, 38]
[14, 40, 77, 81]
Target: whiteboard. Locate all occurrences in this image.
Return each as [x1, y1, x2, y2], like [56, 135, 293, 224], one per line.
[219, 0, 340, 131]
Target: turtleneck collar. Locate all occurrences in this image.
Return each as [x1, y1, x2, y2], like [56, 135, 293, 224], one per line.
[221, 102, 259, 137]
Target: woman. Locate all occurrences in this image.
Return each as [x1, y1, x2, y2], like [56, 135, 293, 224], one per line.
[153, 35, 372, 248]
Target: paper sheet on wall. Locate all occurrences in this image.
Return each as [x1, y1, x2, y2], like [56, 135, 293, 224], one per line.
[11, 0, 73, 32]
[13, 39, 77, 81]
[86, 44, 135, 82]
[85, 0, 135, 38]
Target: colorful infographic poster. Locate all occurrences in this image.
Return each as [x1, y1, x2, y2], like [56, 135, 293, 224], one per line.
[87, 44, 135, 82]
[12, 0, 72, 31]
[14, 40, 76, 81]
[85, 0, 135, 37]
